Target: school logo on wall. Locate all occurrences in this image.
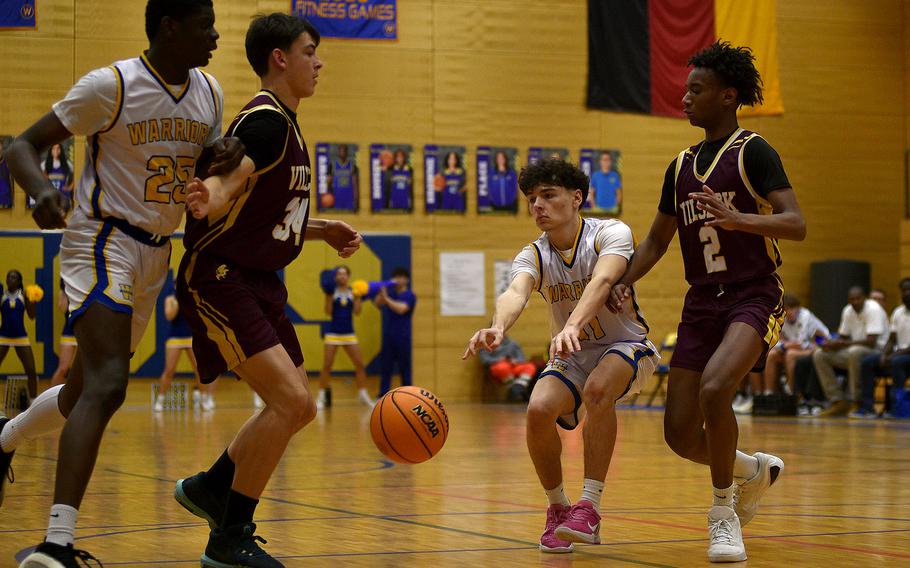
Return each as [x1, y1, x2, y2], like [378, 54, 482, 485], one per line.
[292, 0, 397, 40]
[0, 0, 36, 29]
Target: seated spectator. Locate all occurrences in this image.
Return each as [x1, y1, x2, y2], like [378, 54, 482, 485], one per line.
[852, 278, 910, 418]
[812, 286, 889, 417]
[793, 354, 826, 415]
[870, 288, 886, 308]
[478, 335, 536, 401]
[762, 294, 829, 395]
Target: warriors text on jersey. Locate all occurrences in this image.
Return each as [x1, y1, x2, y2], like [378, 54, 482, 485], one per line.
[660, 128, 792, 286]
[52, 53, 223, 236]
[183, 90, 311, 272]
[511, 217, 649, 344]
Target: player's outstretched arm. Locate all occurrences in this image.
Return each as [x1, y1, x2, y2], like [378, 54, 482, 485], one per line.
[186, 156, 256, 221]
[463, 272, 534, 359]
[551, 253, 627, 359]
[305, 219, 362, 258]
[610, 211, 676, 311]
[690, 184, 806, 241]
[7, 112, 73, 229]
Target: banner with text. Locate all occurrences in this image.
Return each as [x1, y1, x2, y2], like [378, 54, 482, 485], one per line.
[292, 0, 397, 40]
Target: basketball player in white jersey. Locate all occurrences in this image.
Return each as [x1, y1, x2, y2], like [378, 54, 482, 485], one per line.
[464, 158, 659, 552]
[3, 1, 242, 565]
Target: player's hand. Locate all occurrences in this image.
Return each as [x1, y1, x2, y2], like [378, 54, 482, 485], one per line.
[185, 177, 211, 219]
[609, 282, 632, 312]
[550, 325, 582, 360]
[208, 137, 246, 175]
[324, 220, 362, 258]
[462, 328, 503, 359]
[690, 185, 742, 230]
[31, 190, 69, 229]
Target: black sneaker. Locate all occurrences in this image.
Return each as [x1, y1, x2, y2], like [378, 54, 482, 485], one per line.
[175, 472, 228, 529]
[19, 541, 101, 567]
[201, 522, 283, 567]
[325, 387, 332, 408]
[0, 417, 15, 507]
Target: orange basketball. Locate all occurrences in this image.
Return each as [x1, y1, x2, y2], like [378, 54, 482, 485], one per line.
[379, 149, 394, 169]
[320, 193, 335, 208]
[433, 173, 445, 190]
[370, 386, 449, 464]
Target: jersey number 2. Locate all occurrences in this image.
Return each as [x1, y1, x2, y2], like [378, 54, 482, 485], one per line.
[699, 226, 727, 274]
[273, 196, 309, 246]
[144, 155, 196, 204]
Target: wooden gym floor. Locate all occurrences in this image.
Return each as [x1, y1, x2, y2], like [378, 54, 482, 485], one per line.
[1, 379, 908, 567]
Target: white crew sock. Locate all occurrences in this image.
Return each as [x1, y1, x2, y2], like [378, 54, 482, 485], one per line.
[46, 504, 78, 547]
[544, 482, 571, 507]
[712, 483, 735, 507]
[580, 478, 605, 511]
[733, 450, 760, 480]
[1, 385, 67, 453]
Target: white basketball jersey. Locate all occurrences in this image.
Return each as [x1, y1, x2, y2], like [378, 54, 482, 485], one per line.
[73, 55, 222, 236]
[517, 217, 649, 344]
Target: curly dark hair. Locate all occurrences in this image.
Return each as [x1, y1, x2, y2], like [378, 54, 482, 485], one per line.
[518, 158, 589, 203]
[688, 40, 763, 107]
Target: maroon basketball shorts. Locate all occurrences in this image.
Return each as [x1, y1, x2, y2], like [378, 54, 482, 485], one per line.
[177, 251, 304, 383]
[671, 273, 785, 373]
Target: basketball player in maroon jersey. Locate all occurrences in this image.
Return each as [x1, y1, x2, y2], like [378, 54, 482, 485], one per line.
[170, 14, 361, 567]
[611, 41, 806, 562]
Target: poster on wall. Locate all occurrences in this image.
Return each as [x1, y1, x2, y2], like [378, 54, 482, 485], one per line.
[0, 135, 13, 209]
[528, 147, 569, 165]
[315, 142, 359, 212]
[580, 148, 622, 216]
[425, 144, 467, 214]
[477, 146, 518, 215]
[0, 1, 36, 30]
[28, 138, 74, 209]
[439, 252, 485, 316]
[291, 0, 397, 40]
[370, 143, 413, 213]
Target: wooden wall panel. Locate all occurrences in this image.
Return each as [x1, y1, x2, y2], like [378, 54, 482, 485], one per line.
[0, 0, 906, 400]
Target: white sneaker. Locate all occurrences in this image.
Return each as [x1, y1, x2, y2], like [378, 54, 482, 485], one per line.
[734, 452, 784, 526]
[192, 389, 202, 409]
[202, 394, 216, 411]
[153, 395, 165, 412]
[315, 390, 326, 410]
[358, 389, 375, 407]
[253, 393, 264, 409]
[732, 393, 745, 409]
[733, 395, 753, 415]
[707, 505, 747, 562]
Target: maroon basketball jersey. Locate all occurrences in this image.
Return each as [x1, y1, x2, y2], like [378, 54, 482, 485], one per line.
[672, 129, 781, 286]
[185, 91, 311, 271]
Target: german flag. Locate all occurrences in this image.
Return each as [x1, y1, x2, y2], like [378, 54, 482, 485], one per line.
[587, 0, 782, 118]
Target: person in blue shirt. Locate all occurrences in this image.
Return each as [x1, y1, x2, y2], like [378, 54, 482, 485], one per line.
[440, 151, 466, 212]
[374, 267, 417, 396]
[0, 270, 38, 401]
[489, 150, 518, 212]
[589, 151, 622, 213]
[329, 143, 358, 211]
[317, 265, 372, 408]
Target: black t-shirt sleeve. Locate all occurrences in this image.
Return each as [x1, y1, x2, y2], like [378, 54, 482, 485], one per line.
[231, 110, 288, 172]
[743, 136, 791, 197]
[657, 158, 678, 215]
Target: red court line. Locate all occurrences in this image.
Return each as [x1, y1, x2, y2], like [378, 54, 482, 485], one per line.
[763, 536, 910, 560]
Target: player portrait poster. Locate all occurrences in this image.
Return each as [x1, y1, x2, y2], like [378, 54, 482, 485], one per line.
[477, 146, 518, 215]
[527, 147, 569, 165]
[0, 135, 13, 209]
[316, 142, 359, 212]
[28, 138, 74, 209]
[425, 145, 467, 214]
[580, 148, 622, 216]
[370, 143, 413, 213]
